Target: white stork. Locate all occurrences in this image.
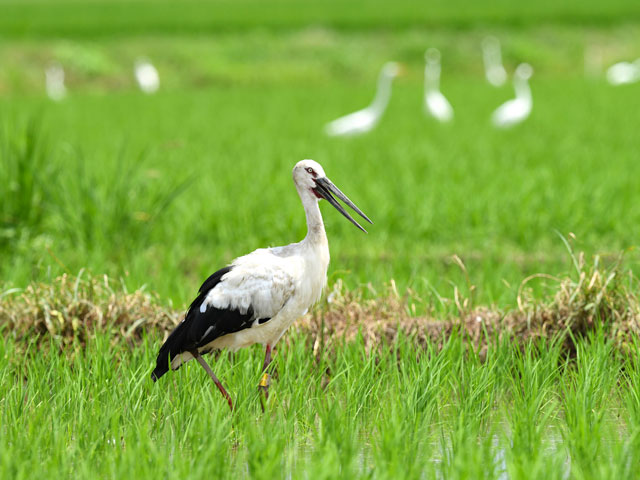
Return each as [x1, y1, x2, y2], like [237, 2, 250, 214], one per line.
[324, 62, 400, 137]
[491, 63, 533, 128]
[423, 48, 454, 123]
[151, 160, 371, 411]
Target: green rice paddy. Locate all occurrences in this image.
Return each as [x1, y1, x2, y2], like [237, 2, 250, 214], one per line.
[1, 2, 640, 478]
[2, 331, 640, 479]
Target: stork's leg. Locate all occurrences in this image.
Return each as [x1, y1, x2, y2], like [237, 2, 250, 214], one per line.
[259, 344, 272, 411]
[192, 351, 234, 412]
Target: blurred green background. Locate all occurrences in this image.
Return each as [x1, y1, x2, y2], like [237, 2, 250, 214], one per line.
[1, 0, 640, 308]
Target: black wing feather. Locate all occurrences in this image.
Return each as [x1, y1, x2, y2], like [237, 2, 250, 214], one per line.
[151, 266, 269, 382]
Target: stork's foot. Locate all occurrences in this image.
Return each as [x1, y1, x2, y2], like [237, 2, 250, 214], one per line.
[259, 372, 271, 412]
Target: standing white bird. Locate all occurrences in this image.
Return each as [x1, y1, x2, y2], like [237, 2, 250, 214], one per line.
[606, 60, 640, 86]
[134, 58, 160, 94]
[491, 63, 533, 128]
[324, 62, 400, 137]
[151, 160, 372, 411]
[424, 48, 454, 123]
[482, 36, 507, 87]
[45, 62, 67, 101]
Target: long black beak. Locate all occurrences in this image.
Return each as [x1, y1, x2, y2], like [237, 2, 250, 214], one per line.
[313, 176, 373, 233]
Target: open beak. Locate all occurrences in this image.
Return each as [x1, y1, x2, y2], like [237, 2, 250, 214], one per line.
[313, 177, 373, 233]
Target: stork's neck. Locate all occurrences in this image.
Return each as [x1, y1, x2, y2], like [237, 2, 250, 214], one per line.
[371, 71, 393, 113]
[298, 190, 327, 245]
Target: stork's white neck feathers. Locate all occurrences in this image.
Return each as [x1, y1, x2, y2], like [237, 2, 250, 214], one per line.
[296, 183, 328, 245]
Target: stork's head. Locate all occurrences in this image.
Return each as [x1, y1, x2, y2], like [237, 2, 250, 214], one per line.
[293, 159, 372, 233]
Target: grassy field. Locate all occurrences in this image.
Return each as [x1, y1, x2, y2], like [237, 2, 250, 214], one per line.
[3, 0, 640, 38]
[2, 2, 640, 478]
[2, 331, 640, 479]
[2, 27, 640, 307]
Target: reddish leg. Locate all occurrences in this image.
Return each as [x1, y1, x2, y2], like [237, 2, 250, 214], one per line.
[262, 344, 273, 372]
[259, 344, 272, 411]
[192, 351, 234, 412]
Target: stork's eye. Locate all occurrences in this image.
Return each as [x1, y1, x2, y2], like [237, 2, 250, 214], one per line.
[306, 167, 314, 174]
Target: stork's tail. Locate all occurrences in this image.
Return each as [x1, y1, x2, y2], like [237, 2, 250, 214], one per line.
[150, 321, 189, 382]
[151, 348, 172, 382]
[151, 367, 166, 382]
[151, 266, 233, 382]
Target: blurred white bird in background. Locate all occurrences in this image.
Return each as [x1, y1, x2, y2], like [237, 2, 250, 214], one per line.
[134, 58, 160, 94]
[45, 62, 67, 101]
[325, 62, 400, 137]
[606, 60, 640, 86]
[491, 63, 533, 128]
[482, 36, 507, 87]
[423, 48, 454, 123]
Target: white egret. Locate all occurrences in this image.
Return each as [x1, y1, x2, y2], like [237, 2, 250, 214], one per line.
[324, 62, 400, 137]
[151, 160, 372, 411]
[134, 58, 160, 94]
[491, 63, 533, 128]
[606, 60, 640, 86]
[45, 63, 67, 101]
[482, 36, 507, 87]
[424, 48, 454, 123]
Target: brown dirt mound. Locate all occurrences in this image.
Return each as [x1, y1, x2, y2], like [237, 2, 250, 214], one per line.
[302, 253, 640, 356]
[1, 253, 639, 355]
[0, 272, 178, 349]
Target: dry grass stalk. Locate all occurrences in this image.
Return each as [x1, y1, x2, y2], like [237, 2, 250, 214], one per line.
[300, 253, 640, 356]
[1, 253, 639, 356]
[0, 271, 179, 351]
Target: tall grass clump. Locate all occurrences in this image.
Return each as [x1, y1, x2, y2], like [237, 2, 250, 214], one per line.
[0, 116, 190, 287]
[559, 333, 623, 477]
[504, 338, 563, 478]
[0, 120, 55, 251]
[51, 146, 190, 259]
